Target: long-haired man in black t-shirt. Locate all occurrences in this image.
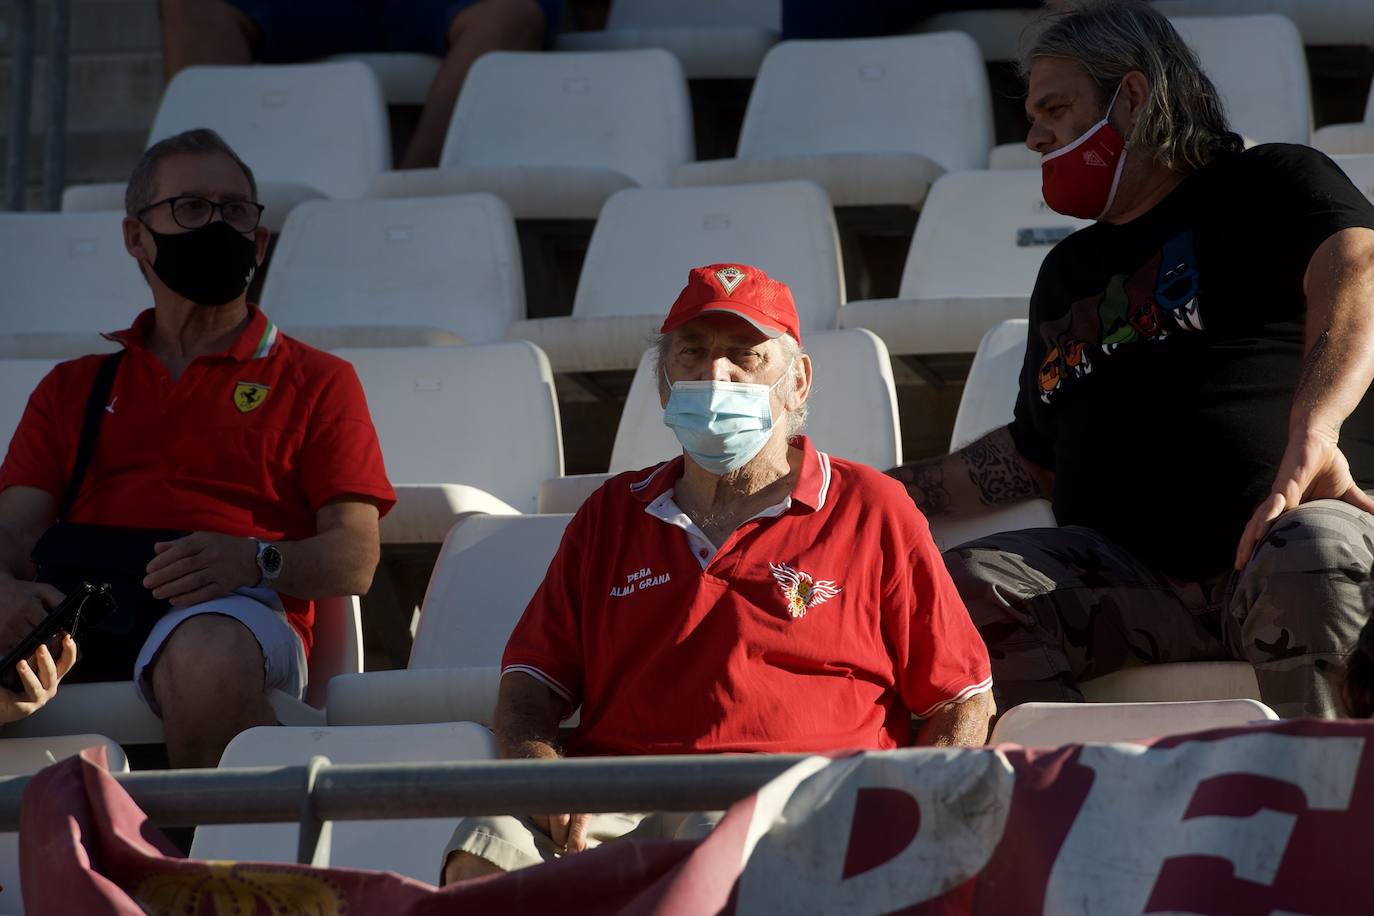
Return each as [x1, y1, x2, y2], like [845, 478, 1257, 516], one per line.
[889, 0, 1374, 719]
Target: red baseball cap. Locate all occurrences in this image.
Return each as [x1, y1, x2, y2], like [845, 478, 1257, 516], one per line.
[660, 263, 802, 344]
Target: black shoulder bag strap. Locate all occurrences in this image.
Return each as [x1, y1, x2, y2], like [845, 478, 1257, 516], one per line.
[57, 350, 125, 522]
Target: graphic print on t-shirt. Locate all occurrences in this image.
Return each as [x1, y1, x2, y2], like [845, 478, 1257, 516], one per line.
[1037, 229, 1202, 404]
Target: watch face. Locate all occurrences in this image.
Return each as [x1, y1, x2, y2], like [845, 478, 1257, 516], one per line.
[261, 544, 283, 576]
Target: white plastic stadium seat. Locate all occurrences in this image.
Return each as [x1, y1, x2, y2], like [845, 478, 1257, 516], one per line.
[926, 320, 1058, 553]
[0, 359, 61, 451]
[1170, 15, 1310, 146]
[328, 52, 441, 105]
[0, 735, 128, 912]
[1314, 80, 1374, 157]
[1334, 154, 1374, 203]
[839, 170, 1090, 355]
[261, 194, 523, 347]
[326, 513, 573, 727]
[556, 0, 780, 79]
[506, 180, 844, 372]
[989, 699, 1277, 746]
[1153, 0, 1374, 46]
[0, 212, 141, 358]
[334, 343, 563, 540]
[191, 723, 495, 880]
[1, 596, 363, 743]
[61, 62, 390, 231]
[370, 50, 693, 220]
[538, 329, 902, 513]
[674, 34, 992, 208]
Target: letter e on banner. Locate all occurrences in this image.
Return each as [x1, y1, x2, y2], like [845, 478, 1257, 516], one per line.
[1045, 733, 1364, 915]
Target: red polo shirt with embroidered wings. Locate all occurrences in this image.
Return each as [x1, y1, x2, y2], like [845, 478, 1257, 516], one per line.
[0, 306, 396, 652]
[503, 436, 991, 756]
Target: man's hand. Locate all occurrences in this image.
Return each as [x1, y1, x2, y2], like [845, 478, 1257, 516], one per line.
[532, 813, 592, 854]
[0, 574, 64, 652]
[1235, 426, 1374, 570]
[144, 532, 258, 607]
[0, 634, 76, 724]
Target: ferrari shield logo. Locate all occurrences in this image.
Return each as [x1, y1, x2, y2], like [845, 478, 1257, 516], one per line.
[715, 266, 746, 296]
[233, 381, 270, 413]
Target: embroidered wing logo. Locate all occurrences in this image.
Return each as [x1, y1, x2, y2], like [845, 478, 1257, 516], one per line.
[232, 381, 271, 413]
[715, 266, 746, 296]
[769, 562, 842, 619]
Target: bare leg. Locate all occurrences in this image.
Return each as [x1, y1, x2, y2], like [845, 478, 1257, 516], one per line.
[400, 0, 547, 169]
[160, 0, 259, 80]
[149, 614, 277, 768]
[442, 850, 505, 884]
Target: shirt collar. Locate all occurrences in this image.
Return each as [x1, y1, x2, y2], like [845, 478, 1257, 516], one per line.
[104, 304, 278, 362]
[628, 435, 832, 513]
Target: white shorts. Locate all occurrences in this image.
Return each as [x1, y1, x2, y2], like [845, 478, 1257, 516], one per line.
[133, 586, 307, 716]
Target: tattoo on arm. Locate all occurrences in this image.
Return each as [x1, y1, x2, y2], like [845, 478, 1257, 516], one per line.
[891, 461, 953, 517]
[961, 436, 1040, 507]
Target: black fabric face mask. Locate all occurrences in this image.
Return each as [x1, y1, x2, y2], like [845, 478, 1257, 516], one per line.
[144, 220, 258, 307]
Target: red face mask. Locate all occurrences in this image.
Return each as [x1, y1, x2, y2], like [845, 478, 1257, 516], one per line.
[1040, 85, 1129, 220]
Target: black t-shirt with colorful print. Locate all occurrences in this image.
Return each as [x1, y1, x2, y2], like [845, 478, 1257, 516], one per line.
[1009, 143, 1374, 581]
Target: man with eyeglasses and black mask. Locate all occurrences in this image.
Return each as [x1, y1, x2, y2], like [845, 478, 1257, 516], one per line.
[0, 128, 395, 767]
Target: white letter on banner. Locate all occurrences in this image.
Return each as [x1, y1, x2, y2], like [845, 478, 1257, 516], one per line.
[734, 748, 1015, 913]
[1045, 733, 1363, 915]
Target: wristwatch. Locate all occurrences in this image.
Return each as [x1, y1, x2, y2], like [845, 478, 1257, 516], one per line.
[254, 539, 283, 584]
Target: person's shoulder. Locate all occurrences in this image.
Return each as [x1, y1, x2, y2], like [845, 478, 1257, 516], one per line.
[275, 331, 354, 377]
[824, 454, 923, 519]
[1221, 142, 1335, 183]
[37, 351, 118, 395]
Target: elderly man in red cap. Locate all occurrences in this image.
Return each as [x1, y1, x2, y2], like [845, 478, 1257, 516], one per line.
[440, 264, 993, 883]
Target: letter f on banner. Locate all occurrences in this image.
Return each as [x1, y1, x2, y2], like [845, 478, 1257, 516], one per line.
[1045, 733, 1364, 915]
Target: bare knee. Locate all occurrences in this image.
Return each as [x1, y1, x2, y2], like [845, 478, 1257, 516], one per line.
[150, 614, 267, 715]
[442, 850, 503, 885]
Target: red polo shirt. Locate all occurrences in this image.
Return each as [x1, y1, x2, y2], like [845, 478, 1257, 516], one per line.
[503, 437, 991, 756]
[0, 306, 396, 652]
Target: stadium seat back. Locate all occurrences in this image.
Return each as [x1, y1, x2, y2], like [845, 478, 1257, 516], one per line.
[900, 170, 1090, 306]
[442, 50, 693, 188]
[950, 319, 1029, 449]
[989, 699, 1276, 745]
[0, 212, 146, 339]
[574, 181, 844, 327]
[610, 328, 901, 473]
[262, 194, 523, 343]
[191, 722, 496, 882]
[1171, 15, 1310, 145]
[1, 358, 60, 451]
[1335, 154, 1374, 203]
[607, 0, 780, 29]
[150, 62, 390, 199]
[0, 736, 128, 912]
[334, 343, 562, 514]
[411, 513, 573, 669]
[738, 33, 992, 172]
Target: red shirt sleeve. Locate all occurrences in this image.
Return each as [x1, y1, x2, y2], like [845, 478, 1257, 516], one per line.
[0, 361, 85, 500]
[501, 506, 590, 711]
[887, 514, 993, 719]
[297, 359, 396, 517]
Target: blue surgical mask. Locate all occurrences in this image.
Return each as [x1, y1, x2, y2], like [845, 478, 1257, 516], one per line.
[662, 365, 791, 475]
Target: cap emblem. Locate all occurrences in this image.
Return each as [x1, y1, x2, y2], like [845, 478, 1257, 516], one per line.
[715, 266, 746, 296]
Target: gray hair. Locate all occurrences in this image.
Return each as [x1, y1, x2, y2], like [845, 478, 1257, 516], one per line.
[654, 331, 810, 437]
[1023, 0, 1242, 173]
[125, 128, 258, 217]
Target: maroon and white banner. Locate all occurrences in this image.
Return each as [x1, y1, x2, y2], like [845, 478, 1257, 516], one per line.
[20, 719, 1374, 915]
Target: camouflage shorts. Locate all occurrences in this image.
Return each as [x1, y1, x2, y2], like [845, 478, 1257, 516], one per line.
[943, 497, 1374, 719]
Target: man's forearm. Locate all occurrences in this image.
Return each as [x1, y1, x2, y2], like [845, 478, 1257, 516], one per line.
[888, 426, 1049, 517]
[1296, 228, 1374, 435]
[272, 526, 378, 599]
[493, 672, 566, 761]
[916, 690, 994, 747]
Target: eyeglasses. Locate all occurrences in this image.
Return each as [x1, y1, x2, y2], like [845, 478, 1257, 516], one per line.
[138, 195, 265, 233]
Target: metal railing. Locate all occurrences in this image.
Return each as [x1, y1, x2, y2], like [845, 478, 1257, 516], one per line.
[0, 753, 812, 866]
[5, 0, 70, 211]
